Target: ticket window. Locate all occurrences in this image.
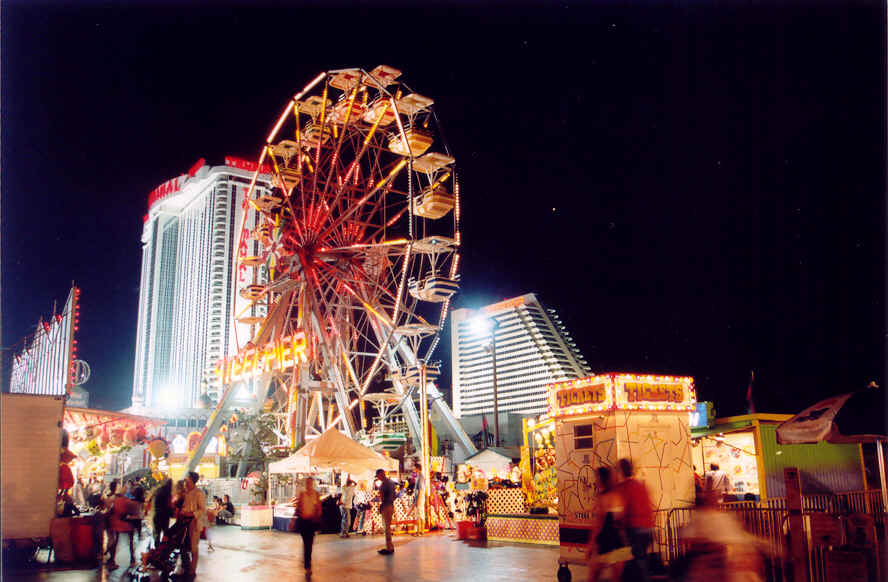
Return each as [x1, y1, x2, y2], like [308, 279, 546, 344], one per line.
[574, 424, 595, 450]
[700, 431, 760, 496]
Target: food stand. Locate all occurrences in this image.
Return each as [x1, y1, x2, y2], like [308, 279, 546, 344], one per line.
[550, 373, 696, 564]
[691, 413, 867, 500]
[268, 428, 399, 533]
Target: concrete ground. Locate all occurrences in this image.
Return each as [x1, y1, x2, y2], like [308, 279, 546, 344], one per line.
[4, 526, 574, 582]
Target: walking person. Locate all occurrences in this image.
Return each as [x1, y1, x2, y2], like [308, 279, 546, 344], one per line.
[586, 467, 632, 582]
[294, 476, 323, 576]
[338, 479, 356, 537]
[179, 471, 208, 578]
[617, 459, 655, 582]
[148, 479, 173, 548]
[101, 480, 119, 563]
[376, 468, 396, 555]
[107, 485, 144, 570]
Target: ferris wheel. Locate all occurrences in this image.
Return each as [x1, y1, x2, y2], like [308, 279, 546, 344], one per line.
[231, 66, 474, 455]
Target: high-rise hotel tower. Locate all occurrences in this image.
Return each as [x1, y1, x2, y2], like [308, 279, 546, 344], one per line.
[132, 157, 273, 410]
[450, 294, 591, 417]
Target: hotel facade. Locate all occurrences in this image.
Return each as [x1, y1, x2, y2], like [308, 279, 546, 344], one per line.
[450, 293, 591, 418]
[131, 157, 273, 411]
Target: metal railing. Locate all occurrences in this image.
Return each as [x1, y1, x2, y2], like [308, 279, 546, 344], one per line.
[654, 490, 885, 582]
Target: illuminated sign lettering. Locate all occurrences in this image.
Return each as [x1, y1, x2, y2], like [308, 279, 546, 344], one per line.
[224, 156, 272, 175]
[622, 382, 684, 403]
[187, 158, 206, 177]
[147, 175, 184, 210]
[555, 383, 608, 409]
[216, 332, 308, 384]
[483, 296, 527, 313]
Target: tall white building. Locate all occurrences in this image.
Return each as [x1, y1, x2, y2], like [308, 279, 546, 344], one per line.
[451, 294, 591, 417]
[132, 157, 273, 410]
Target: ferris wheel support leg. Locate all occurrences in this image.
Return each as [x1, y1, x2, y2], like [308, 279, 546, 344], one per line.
[428, 388, 477, 458]
[185, 374, 273, 475]
[400, 394, 423, 453]
[392, 340, 477, 458]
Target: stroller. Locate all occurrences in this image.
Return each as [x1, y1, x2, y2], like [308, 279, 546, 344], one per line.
[132, 517, 192, 581]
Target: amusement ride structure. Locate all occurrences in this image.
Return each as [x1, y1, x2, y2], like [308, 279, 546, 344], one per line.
[187, 67, 477, 485]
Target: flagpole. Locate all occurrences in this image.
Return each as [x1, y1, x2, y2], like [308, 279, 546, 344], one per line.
[877, 439, 888, 513]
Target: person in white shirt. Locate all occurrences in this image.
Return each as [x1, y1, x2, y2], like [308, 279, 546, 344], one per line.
[339, 479, 356, 537]
[704, 463, 732, 500]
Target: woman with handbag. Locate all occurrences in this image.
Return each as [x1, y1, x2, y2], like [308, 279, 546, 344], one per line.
[585, 467, 632, 582]
[294, 477, 323, 576]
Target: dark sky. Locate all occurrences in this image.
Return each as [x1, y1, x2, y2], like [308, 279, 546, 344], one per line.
[3, 2, 885, 433]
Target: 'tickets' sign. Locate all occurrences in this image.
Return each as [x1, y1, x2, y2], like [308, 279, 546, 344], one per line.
[554, 382, 610, 409]
[622, 382, 685, 403]
[549, 373, 696, 418]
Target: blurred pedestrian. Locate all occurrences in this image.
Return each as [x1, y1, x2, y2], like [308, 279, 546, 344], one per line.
[586, 466, 631, 582]
[108, 485, 143, 570]
[148, 478, 173, 547]
[294, 476, 323, 575]
[101, 480, 119, 563]
[617, 459, 654, 582]
[680, 489, 771, 582]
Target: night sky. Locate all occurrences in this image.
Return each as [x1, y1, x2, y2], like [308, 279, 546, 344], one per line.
[3, 2, 885, 434]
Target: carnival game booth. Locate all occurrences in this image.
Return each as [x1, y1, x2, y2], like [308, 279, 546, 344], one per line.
[550, 373, 697, 564]
[691, 413, 869, 502]
[63, 407, 168, 487]
[53, 408, 167, 564]
[269, 428, 399, 533]
[455, 446, 560, 545]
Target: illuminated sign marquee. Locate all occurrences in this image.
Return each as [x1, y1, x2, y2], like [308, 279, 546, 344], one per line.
[482, 295, 527, 313]
[216, 332, 308, 384]
[147, 175, 184, 210]
[224, 156, 272, 175]
[549, 373, 696, 418]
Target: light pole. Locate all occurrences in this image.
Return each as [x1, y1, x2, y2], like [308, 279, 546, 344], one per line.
[472, 316, 501, 447]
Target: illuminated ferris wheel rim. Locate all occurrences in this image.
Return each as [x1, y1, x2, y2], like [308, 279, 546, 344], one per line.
[229, 65, 462, 442]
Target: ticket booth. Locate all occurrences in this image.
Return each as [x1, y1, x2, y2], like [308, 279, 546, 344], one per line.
[550, 373, 697, 564]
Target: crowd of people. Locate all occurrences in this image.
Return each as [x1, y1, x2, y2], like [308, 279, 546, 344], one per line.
[63, 456, 776, 581]
[286, 464, 450, 576]
[88, 471, 214, 578]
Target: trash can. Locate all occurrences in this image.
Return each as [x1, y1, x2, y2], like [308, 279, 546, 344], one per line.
[70, 515, 99, 564]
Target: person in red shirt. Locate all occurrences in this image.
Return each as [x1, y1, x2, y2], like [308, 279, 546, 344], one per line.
[617, 459, 654, 582]
[107, 485, 144, 570]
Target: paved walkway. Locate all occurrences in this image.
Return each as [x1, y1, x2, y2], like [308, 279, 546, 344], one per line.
[5, 526, 571, 582]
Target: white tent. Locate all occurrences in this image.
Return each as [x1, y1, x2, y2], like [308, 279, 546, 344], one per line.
[269, 428, 398, 475]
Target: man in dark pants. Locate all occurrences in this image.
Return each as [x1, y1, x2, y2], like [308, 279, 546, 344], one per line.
[376, 468, 396, 555]
[618, 458, 654, 582]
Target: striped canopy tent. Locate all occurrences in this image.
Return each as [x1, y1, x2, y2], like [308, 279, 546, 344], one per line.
[269, 427, 398, 475]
